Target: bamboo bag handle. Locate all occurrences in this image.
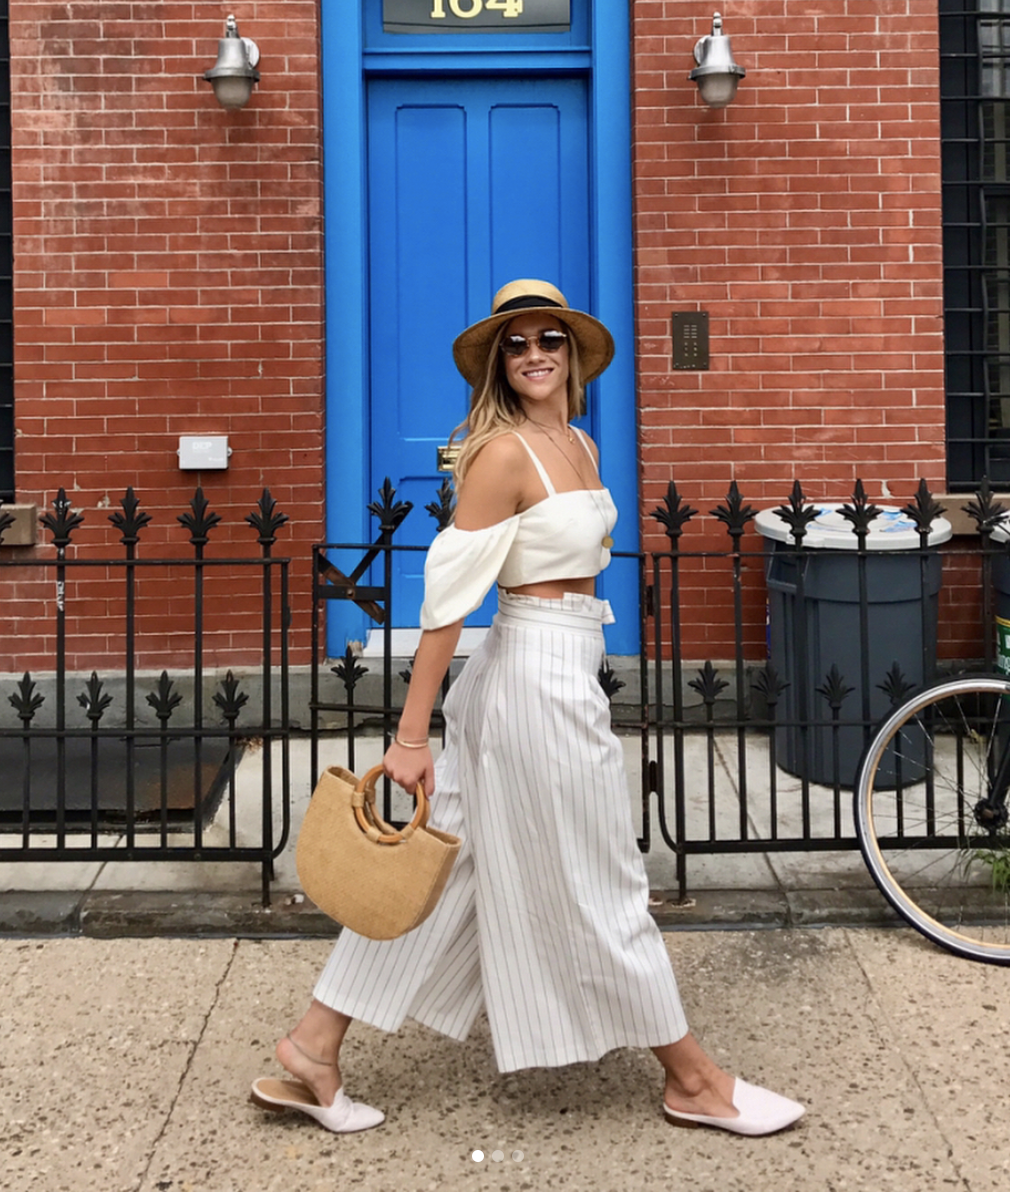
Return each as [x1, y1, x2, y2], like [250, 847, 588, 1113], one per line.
[352, 763, 429, 844]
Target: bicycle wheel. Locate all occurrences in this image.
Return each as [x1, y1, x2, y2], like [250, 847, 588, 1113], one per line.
[855, 675, 1010, 964]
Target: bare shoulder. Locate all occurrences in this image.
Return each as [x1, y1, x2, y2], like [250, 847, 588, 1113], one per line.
[467, 431, 527, 477]
[455, 433, 526, 528]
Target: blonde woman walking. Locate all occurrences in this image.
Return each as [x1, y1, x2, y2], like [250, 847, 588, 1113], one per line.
[251, 280, 805, 1138]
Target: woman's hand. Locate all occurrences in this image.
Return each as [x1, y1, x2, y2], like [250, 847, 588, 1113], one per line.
[383, 740, 436, 799]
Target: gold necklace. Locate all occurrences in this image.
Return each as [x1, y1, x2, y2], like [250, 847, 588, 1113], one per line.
[526, 422, 592, 489]
[524, 423, 613, 549]
[526, 417, 574, 443]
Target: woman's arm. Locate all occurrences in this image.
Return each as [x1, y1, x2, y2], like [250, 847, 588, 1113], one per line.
[384, 619, 462, 796]
[382, 434, 528, 794]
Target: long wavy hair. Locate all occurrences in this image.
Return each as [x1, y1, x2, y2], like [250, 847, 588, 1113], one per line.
[449, 318, 585, 488]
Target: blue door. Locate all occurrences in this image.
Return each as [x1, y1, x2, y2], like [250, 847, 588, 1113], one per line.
[366, 75, 591, 625]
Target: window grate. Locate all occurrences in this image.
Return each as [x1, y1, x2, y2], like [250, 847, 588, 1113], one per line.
[0, 3, 11, 504]
[939, 0, 1010, 487]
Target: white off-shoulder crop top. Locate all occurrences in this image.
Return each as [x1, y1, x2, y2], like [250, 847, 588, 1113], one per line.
[420, 429, 618, 630]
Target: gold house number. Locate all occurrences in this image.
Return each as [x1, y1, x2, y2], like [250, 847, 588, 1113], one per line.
[430, 0, 524, 18]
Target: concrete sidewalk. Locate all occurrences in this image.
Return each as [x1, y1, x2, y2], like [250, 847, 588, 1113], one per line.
[3, 927, 1009, 1192]
[3, 739, 1008, 1189]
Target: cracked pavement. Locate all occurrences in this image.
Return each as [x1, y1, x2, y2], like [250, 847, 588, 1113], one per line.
[2, 927, 1009, 1191]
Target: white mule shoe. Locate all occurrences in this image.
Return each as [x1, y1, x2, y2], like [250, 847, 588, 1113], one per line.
[251, 1031, 384, 1133]
[663, 1078, 804, 1137]
[250, 1077, 385, 1133]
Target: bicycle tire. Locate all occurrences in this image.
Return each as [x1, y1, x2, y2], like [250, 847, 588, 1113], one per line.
[854, 674, 1010, 965]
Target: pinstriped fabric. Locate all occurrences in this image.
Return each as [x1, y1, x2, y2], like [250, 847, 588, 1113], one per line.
[312, 592, 689, 1073]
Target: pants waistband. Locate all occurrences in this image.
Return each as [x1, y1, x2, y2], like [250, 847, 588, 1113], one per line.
[496, 590, 615, 631]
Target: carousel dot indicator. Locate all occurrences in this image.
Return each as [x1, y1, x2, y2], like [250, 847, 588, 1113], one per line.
[512, 1150, 524, 1162]
[471, 1150, 484, 1162]
[491, 1150, 504, 1162]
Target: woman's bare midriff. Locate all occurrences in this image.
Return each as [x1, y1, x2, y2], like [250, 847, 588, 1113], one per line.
[502, 577, 596, 599]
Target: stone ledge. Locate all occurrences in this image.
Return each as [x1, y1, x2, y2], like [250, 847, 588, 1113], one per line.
[0, 892, 83, 934]
[76, 890, 337, 938]
[0, 504, 38, 548]
[935, 492, 1010, 537]
[0, 885, 909, 939]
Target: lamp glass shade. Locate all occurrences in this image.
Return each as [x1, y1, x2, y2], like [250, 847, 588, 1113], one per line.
[697, 73, 739, 109]
[211, 75, 254, 110]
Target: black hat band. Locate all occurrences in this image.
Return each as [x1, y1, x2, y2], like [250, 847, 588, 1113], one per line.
[494, 294, 564, 315]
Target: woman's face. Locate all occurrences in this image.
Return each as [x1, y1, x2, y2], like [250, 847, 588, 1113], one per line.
[500, 312, 570, 409]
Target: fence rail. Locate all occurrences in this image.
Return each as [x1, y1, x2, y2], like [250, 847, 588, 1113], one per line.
[312, 475, 1009, 899]
[0, 487, 292, 904]
[4, 474, 1008, 903]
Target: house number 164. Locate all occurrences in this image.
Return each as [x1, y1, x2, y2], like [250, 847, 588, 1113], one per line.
[430, 0, 524, 18]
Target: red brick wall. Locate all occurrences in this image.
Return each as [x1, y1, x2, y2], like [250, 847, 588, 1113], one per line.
[6, 1, 323, 670]
[632, 0, 949, 658]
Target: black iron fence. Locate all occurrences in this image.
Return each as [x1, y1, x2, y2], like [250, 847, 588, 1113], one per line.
[312, 475, 1009, 899]
[0, 487, 291, 904]
[4, 474, 1008, 903]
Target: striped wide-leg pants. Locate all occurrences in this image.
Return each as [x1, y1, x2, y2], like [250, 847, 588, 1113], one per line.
[313, 591, 690, 1073]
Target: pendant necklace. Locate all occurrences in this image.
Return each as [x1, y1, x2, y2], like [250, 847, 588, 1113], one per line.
[588, 486, 615, 550]
[526, 417, 574, 444]
[528, 423, 587, 487]
[526, 420, 614, 550]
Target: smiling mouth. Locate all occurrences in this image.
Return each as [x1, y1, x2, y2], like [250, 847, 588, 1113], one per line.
[524, 368, 552, 379]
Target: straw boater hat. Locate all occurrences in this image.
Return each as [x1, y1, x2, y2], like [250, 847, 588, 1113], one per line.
[452, 279, 615, 388]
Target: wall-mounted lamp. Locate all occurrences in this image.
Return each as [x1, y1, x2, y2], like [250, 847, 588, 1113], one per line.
[203, 14, 260, 110]
[689, 13, 746, 109]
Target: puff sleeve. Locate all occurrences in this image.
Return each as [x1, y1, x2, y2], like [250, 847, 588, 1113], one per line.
[419, 518, 521, 630]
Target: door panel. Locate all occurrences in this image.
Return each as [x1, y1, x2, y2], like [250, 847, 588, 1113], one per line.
[367, 75, 590, 625]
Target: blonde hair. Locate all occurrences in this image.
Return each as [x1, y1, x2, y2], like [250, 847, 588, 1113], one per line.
[450, 320, 585, 487]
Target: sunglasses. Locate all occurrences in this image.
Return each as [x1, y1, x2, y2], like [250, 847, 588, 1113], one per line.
[500, 330, 569, 358]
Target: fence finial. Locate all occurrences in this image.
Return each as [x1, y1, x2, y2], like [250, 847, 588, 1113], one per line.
[711, 480, 757, 541]
[839, 479, 883, 538]
[650, 480, 697, 542]
[109, 488, 152, 546]
[773, 480, 818, 544]
[425, 478, 456, 532]
[0, 506, 14, 545]
[246, 489, 289, 547]
[816, 664, 855, 710]
[9, 673, 45, 725]
[900, 480, 944, 537]
[368, 478, 413, 534]
[40, 489, 85, 550]
[962, 477, 1009, 536]
[77, 672, 113, 724]
[146, 671, 183, 723]
[178, 488, 222, 547]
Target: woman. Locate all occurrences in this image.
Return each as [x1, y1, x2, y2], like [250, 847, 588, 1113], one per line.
[251, 280, 805, 1137]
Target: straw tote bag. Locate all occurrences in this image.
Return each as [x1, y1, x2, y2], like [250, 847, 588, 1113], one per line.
[296, 763, 461, 940]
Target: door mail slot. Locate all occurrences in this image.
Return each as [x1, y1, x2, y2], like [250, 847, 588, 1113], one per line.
[437, 444, 461, 473]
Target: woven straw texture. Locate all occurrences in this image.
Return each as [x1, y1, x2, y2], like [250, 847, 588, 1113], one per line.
[296, 765, 461, 940]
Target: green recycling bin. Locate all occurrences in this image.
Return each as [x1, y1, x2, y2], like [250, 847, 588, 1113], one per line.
[992, 523, 1010, 676]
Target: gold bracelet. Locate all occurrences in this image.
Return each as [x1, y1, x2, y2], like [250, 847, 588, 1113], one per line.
[394, 736, 429, 750]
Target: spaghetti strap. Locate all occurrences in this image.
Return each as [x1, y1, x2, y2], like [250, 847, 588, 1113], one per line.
[511, 431, 557, 497]
[572, 427, 601, 475]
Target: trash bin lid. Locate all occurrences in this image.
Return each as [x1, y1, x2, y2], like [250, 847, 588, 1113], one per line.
[990, 519, 1010, 545]
[755, 503, 953, 550]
